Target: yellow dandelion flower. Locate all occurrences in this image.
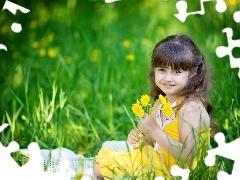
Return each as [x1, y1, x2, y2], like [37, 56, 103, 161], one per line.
[125, 54, 135, 61]
[142, 0, 155, 7]
[31, 41, 39, 49]
[0, 25, 8, 34]
[163, 102, 174, 118]
[29, 21, 38, 29]
[123, 39, 131, 48]
[140, 94, 150, 106]
[64, 56, 72, 64]
[159, 94, 166, 105]
[50, 71, 56, 78]
[47, 33, 55, 43]
[228, 0, 237, 5]
[91, 49, 100, 62]
[132, 103, 144, 117]
[39, 48, 46, 57]
[39, 6, 48, 17]
[48, 48, 58, 58]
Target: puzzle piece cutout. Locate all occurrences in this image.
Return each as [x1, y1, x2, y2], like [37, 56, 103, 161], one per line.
[171, 165, 190, 180]
[204, 132, 240, 179]
[0, 124, 72, 180]
[0, 141, 20, 175]
[233, 11, 240, 23]
[1, 0, 30, 51]
[2, 0, 30, 33]
[105, 0, 120, 3]
[154, 177, 165, 180]
[216, 23, 240, 78]
[174, 0, 226, 22]
[0, 123, 9, 132]
[2, 0, 30, 15]
[154, 165, 190, 180]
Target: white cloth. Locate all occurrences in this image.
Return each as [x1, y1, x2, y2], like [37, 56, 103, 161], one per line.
[102, 140, 133, 151]
[20, 147, 94, 179]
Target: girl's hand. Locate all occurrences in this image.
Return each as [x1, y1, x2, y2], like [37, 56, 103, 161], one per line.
[137, 113, 156, 135]
[127, 128, 145, 149]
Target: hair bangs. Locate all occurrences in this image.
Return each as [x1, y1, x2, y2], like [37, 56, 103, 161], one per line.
[152, 42, 194, 71]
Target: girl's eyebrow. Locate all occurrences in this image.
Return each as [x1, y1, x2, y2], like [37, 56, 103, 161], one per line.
[155, 66, 168, 68]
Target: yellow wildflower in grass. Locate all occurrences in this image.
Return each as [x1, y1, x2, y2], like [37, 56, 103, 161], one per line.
[162, 102, 174, 118]
[91, 49, 100, 62]
[29, 21, 38, 29]
[48, 48, 58, 58]
[39, 48, 46, 57]
[132, 101, 144, 118]
[0, 25, 8, 34]
[142, 0, 155, 7]
[39, 6, 48, 17]
[64, 56, 72, 64]
[47, 33, 55, 43]
[228, 0, 237, 5]
[31, 41, 39, 49]
[159, 94, 166, 105]
[50, 71, 56, 79]
[125, 54, 135, 61]
[123, 39, 131, 48]
[140, 94, 150, 106]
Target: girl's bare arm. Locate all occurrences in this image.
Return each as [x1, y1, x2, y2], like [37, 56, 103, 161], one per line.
[139, 100, 210, 162]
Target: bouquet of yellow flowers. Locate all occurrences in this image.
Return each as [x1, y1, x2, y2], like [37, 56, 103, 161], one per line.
[131, 94, 152, 118]
[132, 94, 174, 119]
[131, 94, 152, 149]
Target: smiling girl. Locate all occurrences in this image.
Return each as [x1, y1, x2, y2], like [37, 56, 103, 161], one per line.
[93, 34, 215, 179]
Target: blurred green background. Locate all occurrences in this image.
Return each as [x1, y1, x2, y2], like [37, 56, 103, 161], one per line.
[0, 0, 239, 160]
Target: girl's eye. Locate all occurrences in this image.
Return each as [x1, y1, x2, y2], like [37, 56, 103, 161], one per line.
[158, 68, 165, 72]
[175, 70, 181, 74]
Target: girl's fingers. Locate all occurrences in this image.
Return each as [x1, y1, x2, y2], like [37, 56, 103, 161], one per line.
[136, 127, 142, 134]
[138, 133, 144, 139]
[132, 142, 140, 149]
[128, 131, 137, 144]
[137, 123, 143, 132]
[128, 129, 145, 145]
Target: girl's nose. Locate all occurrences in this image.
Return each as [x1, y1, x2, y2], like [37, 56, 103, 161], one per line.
[164, 72, 172, 81]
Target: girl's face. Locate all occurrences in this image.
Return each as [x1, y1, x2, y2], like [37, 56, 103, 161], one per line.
[154, 66, 190, 101]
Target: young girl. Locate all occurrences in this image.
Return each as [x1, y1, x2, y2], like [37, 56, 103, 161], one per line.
[93, 34, 213, 179]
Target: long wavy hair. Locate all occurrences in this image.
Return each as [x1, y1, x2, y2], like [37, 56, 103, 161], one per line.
[149, 34, 212, 114]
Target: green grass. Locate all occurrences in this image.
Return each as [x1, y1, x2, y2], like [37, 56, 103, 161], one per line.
[0, 0, 240, 179]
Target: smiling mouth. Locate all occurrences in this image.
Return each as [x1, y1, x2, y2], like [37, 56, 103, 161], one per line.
[162, 84, 175, 88]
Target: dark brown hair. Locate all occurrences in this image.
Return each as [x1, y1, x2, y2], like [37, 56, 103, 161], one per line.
[149, 34, 212, 114]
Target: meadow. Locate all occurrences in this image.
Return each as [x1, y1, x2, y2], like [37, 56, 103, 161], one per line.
[0, 0, 240, 179]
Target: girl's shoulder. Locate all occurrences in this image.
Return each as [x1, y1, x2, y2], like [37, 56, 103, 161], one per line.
[177, 97, 210, 128]
[177, 97, 206, 112]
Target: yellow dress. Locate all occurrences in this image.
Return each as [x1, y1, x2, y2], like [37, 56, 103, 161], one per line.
[95, 107, 210, 179]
